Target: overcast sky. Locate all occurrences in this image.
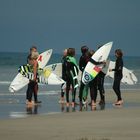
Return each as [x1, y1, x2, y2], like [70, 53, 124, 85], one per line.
[0, 0, 140, 56]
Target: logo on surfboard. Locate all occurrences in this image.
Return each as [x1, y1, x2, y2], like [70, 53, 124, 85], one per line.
[83, 72, 92, 84]
[37, 55, 43, 62]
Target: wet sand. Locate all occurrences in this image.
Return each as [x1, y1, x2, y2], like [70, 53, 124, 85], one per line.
[0, 90, 140, 140]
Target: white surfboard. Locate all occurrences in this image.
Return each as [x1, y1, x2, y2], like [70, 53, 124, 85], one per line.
[44, 63, 82, 81]
[20, 68, 65, 85]
[9, 49, 53, 93]
[44, 63, 62, 78]
[42, 70, 65, 85]
[82, 42, 113, 84]
[37, 49, 52, 68]
[9, 73, 29, 92]
[9, 70, 65, 93]
[106, 61, 138, 85]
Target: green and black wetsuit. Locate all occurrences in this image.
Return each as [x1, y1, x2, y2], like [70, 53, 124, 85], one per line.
[79, 52, 89, 103]
[65, 56, 79, 103]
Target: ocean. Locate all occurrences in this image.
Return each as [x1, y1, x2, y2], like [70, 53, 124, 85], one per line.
[0, 52, 140, 119]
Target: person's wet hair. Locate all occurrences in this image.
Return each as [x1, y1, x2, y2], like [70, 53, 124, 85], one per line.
[115, 49, 123, 57]
[81, 45, 89, 54]
[30, 46, 37, 52]
[67, 48, 75, 56]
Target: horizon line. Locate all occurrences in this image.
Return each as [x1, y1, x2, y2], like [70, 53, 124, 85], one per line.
[0, 51, 139, 57]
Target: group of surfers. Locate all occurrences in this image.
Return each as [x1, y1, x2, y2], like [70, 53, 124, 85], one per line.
[26, 45, 124, 109]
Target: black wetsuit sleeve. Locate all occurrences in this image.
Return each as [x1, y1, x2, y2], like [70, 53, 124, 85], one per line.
[112, 58, 123, 72]
[89, 58, 103, 65]
[62, 58, 67, 81]
[79, 55, 88, 72]
[79, 56, 83, 71]
[112, 58, 123, 78]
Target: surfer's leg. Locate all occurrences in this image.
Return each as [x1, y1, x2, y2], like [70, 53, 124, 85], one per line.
[89, 80, 95, 106]
[71, 87, 76, 108]
[61, 91, 65, 98]
[33, 82, 42, 104]
[116, 79, 122, 101]
[66, 80, 70, 106]
[26, 83, 30, 101]
[83, 85, 89, 101]
[93, 81, 98, 105]
[59, 83, 65, 103]
[27, 82, 34, 103]
[59, 92, 65, 103]
[113, 78, 123, 105]
[113, 79, 118, 100]
[89, 79, 98, 106]
[98, 77, 105, 104]
[113, 78, 121, 100]
[79, 82, 85, 103]
[89, 87, 96, 106]
[33, 82, 39, 103]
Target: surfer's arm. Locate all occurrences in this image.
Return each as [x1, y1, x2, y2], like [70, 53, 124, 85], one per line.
[89, 58, 105, 65]
[112, 66, 122, 72]
[112, 59, 123, 72]
[33, 60, 38, 81]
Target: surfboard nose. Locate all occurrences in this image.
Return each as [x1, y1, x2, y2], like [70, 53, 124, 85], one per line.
[9, 87, 15, 93]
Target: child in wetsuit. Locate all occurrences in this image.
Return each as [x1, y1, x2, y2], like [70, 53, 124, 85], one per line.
[59, 49, 68, 103]
[109, 49, 123, 105]
[79, 46, 89, 105]
[88, 50, 105, 107]
[65, 48, 79, 108]
[26, 47, 41, 105]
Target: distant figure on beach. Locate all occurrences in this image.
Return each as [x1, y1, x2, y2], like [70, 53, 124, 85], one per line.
[59, 49, 68, 104]
[26, 46, 41, 105]
[79, 45, 89, 106]
[65, 48, 79, 108]
[109, 49, 123, 106]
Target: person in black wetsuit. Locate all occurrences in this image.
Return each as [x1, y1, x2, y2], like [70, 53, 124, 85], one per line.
[97, 71, 106, 105]
[88, 50, 105, 107]
[26, 50, 40, 105]
[79, 46, 89, 106]
[109, 49, 123, 105]
[65, 48, 79, 108]
[59, 49, 67, 103]
[96, 45, 106, 105]
[26, 46, 41, 105]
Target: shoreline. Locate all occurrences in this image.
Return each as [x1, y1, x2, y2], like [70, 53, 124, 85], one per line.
[0, 89, 140, 119]
[0, 90, 140, 139]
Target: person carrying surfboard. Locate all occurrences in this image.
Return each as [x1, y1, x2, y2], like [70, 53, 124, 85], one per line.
[79, 45, 89, 107]
[59, 49, 68, 104]
[65, 48, 79, 108]
[26, 46, 41, 105]
[109, 49, 123, 106]
[97, 45, 106, 105]
[88, 50, 106, 107]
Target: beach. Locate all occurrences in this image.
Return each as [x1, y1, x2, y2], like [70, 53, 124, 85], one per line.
[0, 53, 140, 139]
[0, 90, 140, 140]
[0, 0, 140, 139]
